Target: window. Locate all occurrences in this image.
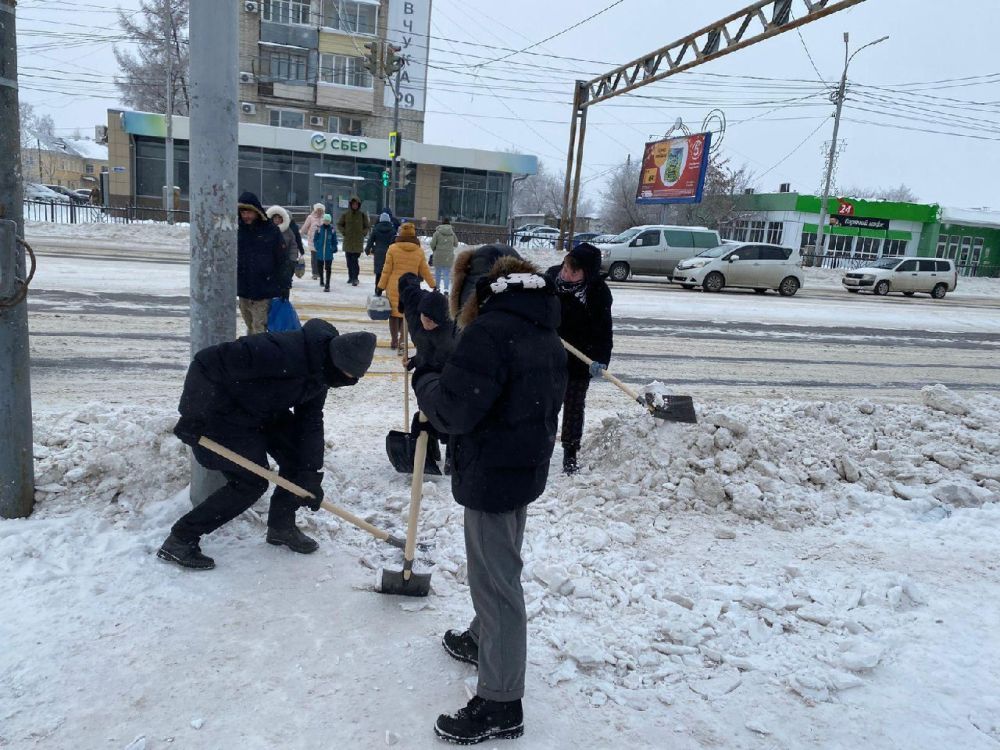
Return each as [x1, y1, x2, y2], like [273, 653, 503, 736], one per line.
[959, 236, 972, 265]
[748, 220, 765, 243]
[897, 259, 918, 272]
[693, 231, 720, 248]
[971, 237, 984, 265]
[265, 50, 308, 81]
[319, 54, 372, 88]
[85, 163, 95, 174]
[323, 0, 377, 35]
[663, 230, 693, 248]
[263, 0, 312, 25]
[856, 237, 881, 259]
[883, 239, 907, 256]
[133, 135, 190, 198]
[828, 234, 853, 256]
[765, 221, 783, 245]
[269, 109, 305, 129]
[633, 230, 661, 247]
[918, 260, 939, 272]
[947, 235, 959, 260]
[800, 231, 817, 252]
[728, 246, 758, 261]
[438, 168, 510, 225]
[935, 260, 953, 272]
[936, 235, 949, 258]
[760, 246, 791, 260]
[329, 116, 363, 135]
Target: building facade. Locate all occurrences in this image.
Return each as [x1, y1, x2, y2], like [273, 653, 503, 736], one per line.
[238, 0, 428, 144]
[21, 133, 109, 190]
[105, 109, 536, 229]
[723, 192, 999, 276]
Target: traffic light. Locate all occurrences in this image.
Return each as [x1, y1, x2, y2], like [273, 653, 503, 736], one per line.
[384, 44, 404, 74]
[388, 131, 401, 159]
[381, 169, 390, 188]
[397, 159, 414, 189]
[363, 40, 381, 75]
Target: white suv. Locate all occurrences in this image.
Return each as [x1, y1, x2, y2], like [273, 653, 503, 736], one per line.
[672, 242, 804, 296]
[842, 257, 957, 298]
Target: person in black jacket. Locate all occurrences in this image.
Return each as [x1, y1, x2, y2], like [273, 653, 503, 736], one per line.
[157, 320, 377, 570]
[413, 246, 567, 745]
[237, 191, 287, 335]
[398, 272, 455, 371]
[365, 212, 397, 293]
[545, 242, 613, 474]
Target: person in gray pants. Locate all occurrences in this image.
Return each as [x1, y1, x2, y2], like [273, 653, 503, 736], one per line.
[413, 246, 567, 745]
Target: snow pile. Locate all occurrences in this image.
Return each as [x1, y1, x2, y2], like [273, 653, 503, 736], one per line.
[26, 220, 191, 245]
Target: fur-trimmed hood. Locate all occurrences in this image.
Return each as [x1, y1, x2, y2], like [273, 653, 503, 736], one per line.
[237, 191, 268, 223]
[455, 253, 556, 329]
[449, 244, 523, 324]
[266, 205, 291, 233]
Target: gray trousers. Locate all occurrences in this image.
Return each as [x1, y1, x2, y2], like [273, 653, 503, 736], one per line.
[464, 506, 528, 702]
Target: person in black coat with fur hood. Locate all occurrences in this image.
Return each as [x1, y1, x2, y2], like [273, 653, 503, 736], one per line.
[413, 244, 567, 745]
[545, 242, 613, 474]
[157, 320, 377, 570]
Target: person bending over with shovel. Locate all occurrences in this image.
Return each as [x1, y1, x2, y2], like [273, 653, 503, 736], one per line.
[412, 245, 567, 745]
[157, 320, 377, 570]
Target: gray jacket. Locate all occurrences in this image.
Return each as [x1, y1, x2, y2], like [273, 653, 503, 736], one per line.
[430, 224, 458, 268]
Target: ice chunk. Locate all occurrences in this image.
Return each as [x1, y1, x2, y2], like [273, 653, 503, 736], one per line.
[921, 384, 969, 415]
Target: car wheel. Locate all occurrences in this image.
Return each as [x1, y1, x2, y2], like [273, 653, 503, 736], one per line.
[931, 283, 948, 299]
[903, 291, 915, 297]
[681, 284, 695, 290]
[608, 262, 630, 282]
[874, 280, 890, 296]
[778, 276, 800, 297]
[703, 272, 725, 293]
[753, 288, 766, 294]
[847, 288, 860, 293]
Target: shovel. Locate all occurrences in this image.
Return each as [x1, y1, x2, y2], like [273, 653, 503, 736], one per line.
[386, 316, 442, 475]
[561, 339, 697, 424]
[377, 412, 433, 597]
[197, 436, 406, 549]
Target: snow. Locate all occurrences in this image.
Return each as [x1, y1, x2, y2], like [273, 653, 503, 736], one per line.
[4, 221, 1000, 748]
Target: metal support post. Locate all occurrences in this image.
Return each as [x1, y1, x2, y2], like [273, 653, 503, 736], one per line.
[558, 82, 584, 251]
[567, 82, 590, 249]
[388, 67, 402, 215]
[0, 0, 35, 519]
[187, 0, 239, 505]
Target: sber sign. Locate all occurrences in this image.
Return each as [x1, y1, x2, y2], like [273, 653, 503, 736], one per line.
[310, 133, 369, 154]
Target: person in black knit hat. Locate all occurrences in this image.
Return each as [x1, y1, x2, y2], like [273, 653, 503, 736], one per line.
[545, 242, 613, 474]
[157, 321, 377, 570]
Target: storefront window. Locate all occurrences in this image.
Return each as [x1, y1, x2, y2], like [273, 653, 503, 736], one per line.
[134, 136, 190, 198]
[882, 239, 908, 256]
[765, 221, 783, 244]
[438, 168, 509, 225]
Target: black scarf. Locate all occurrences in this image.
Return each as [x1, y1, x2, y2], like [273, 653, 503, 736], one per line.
[556, 275, 587, 305]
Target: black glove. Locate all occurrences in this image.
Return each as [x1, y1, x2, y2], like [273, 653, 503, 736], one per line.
[293, 470, 324, 511]
[410, 412, 439, 441]
[173, 416, 205, 446]
[411, 363, 440, 388]
[374, 288, 383, 296]
[404, 356, 417, 371]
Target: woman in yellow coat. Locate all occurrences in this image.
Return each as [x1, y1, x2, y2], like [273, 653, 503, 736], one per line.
[376, 222, 435, 354]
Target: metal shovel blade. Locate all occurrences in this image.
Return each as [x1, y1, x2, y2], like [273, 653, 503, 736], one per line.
[377, 566, 432, 597]
[643, 393, 697, 424]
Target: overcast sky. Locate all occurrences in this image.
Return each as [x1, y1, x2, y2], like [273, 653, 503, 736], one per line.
[15, 0, 1000, 208]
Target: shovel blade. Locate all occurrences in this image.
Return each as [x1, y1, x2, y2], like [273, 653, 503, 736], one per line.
[645, 394, 697, 424]
[385, 430, 443, 475]
[377, 567, 432, 597]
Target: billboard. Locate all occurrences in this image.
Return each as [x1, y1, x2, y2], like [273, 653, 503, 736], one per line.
[635, 132, 712, 205]
[383, 0, 431, 113]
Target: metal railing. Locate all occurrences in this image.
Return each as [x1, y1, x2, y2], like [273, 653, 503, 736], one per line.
[23, 200, 190, 225]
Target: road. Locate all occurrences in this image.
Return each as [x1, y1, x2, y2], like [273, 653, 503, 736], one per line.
[25, 236, 1000, 409]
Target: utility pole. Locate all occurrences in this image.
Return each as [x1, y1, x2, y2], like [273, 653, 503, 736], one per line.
[814, 32, 888, 261]
[187, 0, 238, 505]
[0, 0, 36, 519]
[385, 47, 404, 215]
[36, 138, 43, 182]
[164, 14, 175, 225]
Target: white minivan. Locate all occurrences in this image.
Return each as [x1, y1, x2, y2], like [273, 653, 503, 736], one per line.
[842, 257, 958, 298]
[597, 225, 721, 281]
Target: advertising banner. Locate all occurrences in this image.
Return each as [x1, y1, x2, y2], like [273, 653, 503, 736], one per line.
[383, 0, 431, 113]
[830, 214, 890, 230]
[635, 132, 712, 205]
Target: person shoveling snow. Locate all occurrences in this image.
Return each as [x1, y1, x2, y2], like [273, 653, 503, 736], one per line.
[157, 321, 376, 570]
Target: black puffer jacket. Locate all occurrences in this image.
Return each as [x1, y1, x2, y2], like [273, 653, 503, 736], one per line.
[365, 219, 395, 259]
[414, 257, 568, 513]
[546, 243, 613, 380]
[175, 318, 355, 471]
[398, 273, 456, 370]
[237, 191, 287, 300]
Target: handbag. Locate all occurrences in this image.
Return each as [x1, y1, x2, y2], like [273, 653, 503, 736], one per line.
[268, 297, 302, 332]
[294, 258, 305, 278]
[367, 293, 392, 321]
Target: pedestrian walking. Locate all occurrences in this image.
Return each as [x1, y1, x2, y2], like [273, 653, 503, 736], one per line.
[237, 192, 286, 336]
[375, 222, 435, 354]
[337, 195, 370, 286]
[301, 202, 326, 280]
[364, 212, 396, 293]
[545, 243, 613, 474]
[430, 217, 459, 293]
[413, 244, 567, 745]
[266, 204, 304, 294]
[157, 321, 377, 569]
[314, 214, 338, 292]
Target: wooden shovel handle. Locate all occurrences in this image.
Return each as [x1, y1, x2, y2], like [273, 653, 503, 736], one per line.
[404, 412, 429, 581]
[197, 436, 401, 546]
[560, 338, 644, 403]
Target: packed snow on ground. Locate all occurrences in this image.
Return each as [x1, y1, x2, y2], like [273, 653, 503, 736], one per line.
[3, 382, 999, 748]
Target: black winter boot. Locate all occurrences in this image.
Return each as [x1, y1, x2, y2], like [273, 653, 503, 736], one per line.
[442, 629, 479, 667]
[157, 534, 215, 570]
[562, 443, 579, 475]
[434, 696, 523, 745]
[266, 526, 319, 554]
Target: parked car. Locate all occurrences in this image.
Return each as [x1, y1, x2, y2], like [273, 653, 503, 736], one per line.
[72, 188, 95, 202]
[24, 182, 69, 202]
[44, 184, 89, 204]
[590, 233, 617, 244]
[569, 231, 602, 248]
[516, 226, 561, 246]
[672, 242, 804, 296]
[599, 225, 722, 281]
[842, 257, 957, 299]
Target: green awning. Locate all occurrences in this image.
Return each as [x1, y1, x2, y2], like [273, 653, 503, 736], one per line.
[802, 223, 818, 233]
[858, 228, 887, 239]
[886, 230, 912, 240]
[829, 225, 859, 236]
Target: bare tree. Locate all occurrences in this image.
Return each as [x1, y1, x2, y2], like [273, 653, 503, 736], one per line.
[837, 183, 918, 203]
[598, 157, 660, 233]
[113, 0, 190, 116]
[511, 159, 594, 221]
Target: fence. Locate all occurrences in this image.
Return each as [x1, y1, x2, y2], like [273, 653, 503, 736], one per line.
[23, 200, 189, 225]
[800, 252, 998, 278]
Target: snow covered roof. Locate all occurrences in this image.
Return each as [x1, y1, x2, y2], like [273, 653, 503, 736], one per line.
[940, 206, 1000, 229]
[61, 137, 108, 162]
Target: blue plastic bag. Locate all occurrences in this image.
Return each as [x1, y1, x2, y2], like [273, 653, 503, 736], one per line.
[268, 297, 301, 332]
